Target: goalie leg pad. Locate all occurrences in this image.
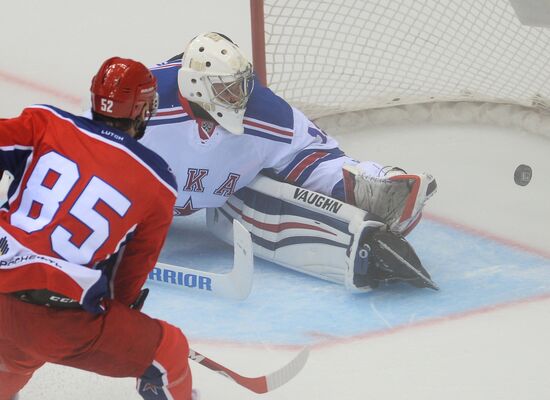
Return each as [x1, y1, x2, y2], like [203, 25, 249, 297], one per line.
[207, 175, 437, 291]
[207, 175, 364, 286]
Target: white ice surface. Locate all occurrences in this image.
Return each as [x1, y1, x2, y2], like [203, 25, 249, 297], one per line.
[2, 1, 550, 399]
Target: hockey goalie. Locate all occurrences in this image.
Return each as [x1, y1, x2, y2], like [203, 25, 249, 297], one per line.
[140, 32, 439, 292]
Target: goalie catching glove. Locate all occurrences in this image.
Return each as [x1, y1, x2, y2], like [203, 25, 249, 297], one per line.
[343, 164, 437, 235]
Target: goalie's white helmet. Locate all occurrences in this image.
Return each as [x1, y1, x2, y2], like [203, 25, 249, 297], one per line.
[178, 32, 254, 134]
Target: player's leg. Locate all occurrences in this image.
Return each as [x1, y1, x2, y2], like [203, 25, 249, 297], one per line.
[0, 293, 192, 400]
[58, 300, 193, 400]
[342, 161, 437, 235]
[0, 294, 45, 400]
[136, 320, 191, 399]
[0, 342, 42, 400]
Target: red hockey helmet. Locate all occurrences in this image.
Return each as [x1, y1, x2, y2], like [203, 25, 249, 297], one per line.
[90, 57, 158, 119]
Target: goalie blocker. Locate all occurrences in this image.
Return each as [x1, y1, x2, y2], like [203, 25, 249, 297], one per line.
[206, 175, 438, 291]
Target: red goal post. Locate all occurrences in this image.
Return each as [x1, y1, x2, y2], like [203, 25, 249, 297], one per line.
[249, 0, 550, 130]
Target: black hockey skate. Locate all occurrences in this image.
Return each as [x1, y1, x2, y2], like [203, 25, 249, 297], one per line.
[353, 222, 438, 290]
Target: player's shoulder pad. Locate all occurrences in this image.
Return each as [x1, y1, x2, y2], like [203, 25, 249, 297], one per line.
[243, 78, 294, 144]
[32, 105, 178, 193]
[149, 56, 183, 110]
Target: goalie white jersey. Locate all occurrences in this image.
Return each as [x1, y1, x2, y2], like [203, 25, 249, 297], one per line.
[139, 53, 437, 292]
[140, 59, 357, 216]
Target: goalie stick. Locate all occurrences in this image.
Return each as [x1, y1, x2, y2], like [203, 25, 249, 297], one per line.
[147, 220, 254, 300]
[0, 170, 14, 204]
[189, 347, 310, 394]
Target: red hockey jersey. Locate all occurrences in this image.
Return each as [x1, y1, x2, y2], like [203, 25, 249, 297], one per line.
[0, 105, 177, 312]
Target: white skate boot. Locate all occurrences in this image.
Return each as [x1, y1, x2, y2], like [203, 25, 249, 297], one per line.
[343, 164, 437, 235]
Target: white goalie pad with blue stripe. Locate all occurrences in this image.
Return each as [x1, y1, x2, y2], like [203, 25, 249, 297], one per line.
[206, 174, 372, 291]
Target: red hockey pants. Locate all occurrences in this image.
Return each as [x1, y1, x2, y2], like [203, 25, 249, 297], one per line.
[0, 294, 192, 400]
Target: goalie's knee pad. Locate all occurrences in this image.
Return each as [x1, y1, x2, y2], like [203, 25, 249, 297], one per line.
[342, 163, 437, 235]
[207, 175, 437, 291]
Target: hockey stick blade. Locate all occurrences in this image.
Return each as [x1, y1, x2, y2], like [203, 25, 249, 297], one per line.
[148, 220, 254, 300]
[189, 347, 309, 394]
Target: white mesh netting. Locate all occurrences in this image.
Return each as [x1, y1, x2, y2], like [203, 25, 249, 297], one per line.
[261, 0, 550, 124]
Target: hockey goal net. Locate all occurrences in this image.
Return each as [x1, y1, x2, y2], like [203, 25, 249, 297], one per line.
[250, 0, 550, 127]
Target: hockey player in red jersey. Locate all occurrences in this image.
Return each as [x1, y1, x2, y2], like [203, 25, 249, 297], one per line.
[0, 57, 195, 400]
[140, 32, 438, 292]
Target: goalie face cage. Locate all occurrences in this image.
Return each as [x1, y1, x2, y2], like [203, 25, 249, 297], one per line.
[250, 0, 550, 121]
